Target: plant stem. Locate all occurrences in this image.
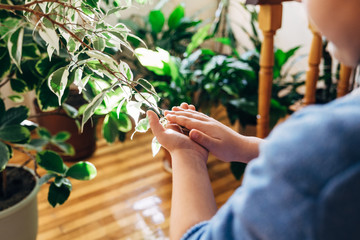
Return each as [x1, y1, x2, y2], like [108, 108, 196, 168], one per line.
[0, 78, 10, 88]
[0, 170, 7, 198]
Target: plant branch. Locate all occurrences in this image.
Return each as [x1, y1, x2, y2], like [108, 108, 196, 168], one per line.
[11, 145, 40, 178]
[0, 78, 11, 88]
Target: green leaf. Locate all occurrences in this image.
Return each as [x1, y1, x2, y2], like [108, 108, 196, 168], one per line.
[85, 50, 117, 69]
[7, 27, 24, 73]
[52, 131, 71, 142]
[84, 0, 99, 8]
[8, 94, 24, 103]
[135, 117, 149, 133]
[102, 114, 119, 143]
[0, 106, 29, 126]
[37, 80, 69, 112]
[168, 4, 185, 30]
[81, 91, 106, 131]
[215, 37, 232, 46]
[36, 150, 67, 175]
[48, 182, 71, 207]
[0, 18, 20, 40]
[135, 47, 170, 75]
[0, 141, 11, 171]
[37, 128, 52, 140]
[54, 176, 72, 189]
[62, 103, 78, 118]
[0, 125, 30, 143]
[10, 78, 28, 93]
[53, 142, 75, 156]
[47, 67, 70, 106]
[93, 37, 105, 51]
[186, 24, 211, 55]
[115, 112, 132, 132]
[119, 61, 133, 82]
[0, 48, 11, 80]
[26, 138, 49, 152]
[149, 10, 165, 33]
[66, 161, 97, 180]
[22, 44, 40, 59]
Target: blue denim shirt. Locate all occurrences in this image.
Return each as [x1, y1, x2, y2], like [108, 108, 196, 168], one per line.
[182, 93, 360, 240]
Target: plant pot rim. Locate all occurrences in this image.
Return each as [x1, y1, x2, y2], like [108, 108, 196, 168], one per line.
[0, 164, 40, 219]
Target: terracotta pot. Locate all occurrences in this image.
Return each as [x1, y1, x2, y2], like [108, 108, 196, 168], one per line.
[0, 165, 40, 240]
[34, 93, 96, 161]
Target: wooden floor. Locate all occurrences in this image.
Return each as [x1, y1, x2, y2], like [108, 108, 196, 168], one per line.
[10, 116, 242, 239]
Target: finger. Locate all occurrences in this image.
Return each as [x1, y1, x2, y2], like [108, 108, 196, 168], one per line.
[188, 104, 196, 110]
[172, 107, 208, 118]
[189, 129, 219, 152]
[164, 110, 170, 116]
[180, 102, 190, 109]
[147, 111, 165, 138]
[165, 114, 209, 132]
[166, 111, 209, 122]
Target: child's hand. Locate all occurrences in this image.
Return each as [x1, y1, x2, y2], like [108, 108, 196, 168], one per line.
[165, 105, 262, 163]
[147, 110, 208, 164]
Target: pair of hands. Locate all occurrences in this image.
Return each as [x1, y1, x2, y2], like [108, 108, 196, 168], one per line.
[148, 103, 261, 164]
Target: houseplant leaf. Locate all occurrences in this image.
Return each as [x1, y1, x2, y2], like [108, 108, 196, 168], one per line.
[52, 142, 75, 156]
[168, 4, 185, 30]
[186, 24, 211, 55]
[0, 125, 30, 143]
[10, 78, 28, 93]
[48, 181, 71, 207]
[0, 141, 11, 171]
[0, 47, 11, 80]
[149, 10, 165, 33]
[102, 113, 119, 143]
[8, 27, 24, 73]
[36, 150, 67, 175]
[48, 66, 70, 105]
[66, 161, 97, 180]
[52, 131, 71, 142]
[0, 106, 29, 126]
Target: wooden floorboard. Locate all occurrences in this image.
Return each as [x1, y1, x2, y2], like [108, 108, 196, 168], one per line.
[9, 112, 242, 239]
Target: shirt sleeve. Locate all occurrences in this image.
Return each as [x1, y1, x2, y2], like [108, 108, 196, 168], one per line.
[181, 94, 360, 240]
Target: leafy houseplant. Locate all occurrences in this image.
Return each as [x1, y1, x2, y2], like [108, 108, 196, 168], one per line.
[0, 1, 163, 238]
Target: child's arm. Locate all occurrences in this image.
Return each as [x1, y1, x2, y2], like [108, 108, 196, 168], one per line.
[147, 111, 217, 239]
[165, 106, 263, 164]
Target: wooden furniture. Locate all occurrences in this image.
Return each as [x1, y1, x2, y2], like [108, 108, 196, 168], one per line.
[246, 0, 353, 138]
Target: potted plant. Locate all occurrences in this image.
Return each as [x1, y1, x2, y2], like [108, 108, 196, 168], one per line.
[0, 0, 162, 239]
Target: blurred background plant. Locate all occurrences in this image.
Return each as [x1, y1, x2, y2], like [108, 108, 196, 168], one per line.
[131, 1, 308, 179]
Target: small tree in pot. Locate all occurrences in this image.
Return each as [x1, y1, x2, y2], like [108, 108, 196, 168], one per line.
[0, 0, 162, 239]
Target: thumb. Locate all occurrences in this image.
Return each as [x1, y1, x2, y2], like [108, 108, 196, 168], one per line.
[189, 129, 218, 151]
[147, 111, 165, 138]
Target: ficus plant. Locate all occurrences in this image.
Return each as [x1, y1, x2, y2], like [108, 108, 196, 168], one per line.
[0, 0, 164, 207]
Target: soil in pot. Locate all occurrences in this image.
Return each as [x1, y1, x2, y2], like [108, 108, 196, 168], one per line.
[0, 167, 36, 211]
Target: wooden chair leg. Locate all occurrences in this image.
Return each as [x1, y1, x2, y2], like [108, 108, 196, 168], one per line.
[303, 23, 322, 106]
[337, 64, 352, 98]
[257, 4, 282, 138]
